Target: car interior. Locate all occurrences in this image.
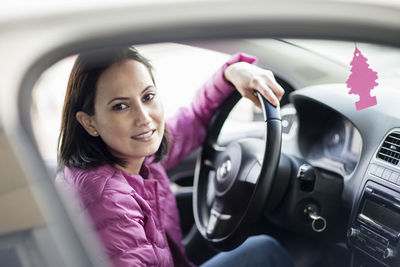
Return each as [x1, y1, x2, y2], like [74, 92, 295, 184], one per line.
[1, 2, 400, 267]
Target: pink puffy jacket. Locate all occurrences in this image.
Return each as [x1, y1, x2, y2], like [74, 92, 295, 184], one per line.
[56, 53, 257, 267]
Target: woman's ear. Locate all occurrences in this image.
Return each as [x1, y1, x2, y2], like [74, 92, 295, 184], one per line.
[76, 111, 99, 137]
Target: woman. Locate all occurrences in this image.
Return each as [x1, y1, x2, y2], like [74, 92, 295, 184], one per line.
[56, 46, 293, 267]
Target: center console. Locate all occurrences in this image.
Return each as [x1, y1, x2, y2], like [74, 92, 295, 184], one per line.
[348, 181, 400, 266]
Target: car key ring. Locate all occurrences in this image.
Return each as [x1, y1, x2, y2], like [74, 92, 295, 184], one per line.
[304, 205, 327, 233]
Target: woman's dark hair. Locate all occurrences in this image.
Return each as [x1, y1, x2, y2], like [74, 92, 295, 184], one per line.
[58, 46, 169, 170]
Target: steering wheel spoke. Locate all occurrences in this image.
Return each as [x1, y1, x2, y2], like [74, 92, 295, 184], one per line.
[206, 208, 232, 238]
[243, 161, 261, 185]
[203, 144, 226, 170]
[206, 199, 232, 238]
[206, 170, 217, 207]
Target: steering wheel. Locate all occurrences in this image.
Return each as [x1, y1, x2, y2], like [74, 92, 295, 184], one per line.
[193, 90, 282, 251]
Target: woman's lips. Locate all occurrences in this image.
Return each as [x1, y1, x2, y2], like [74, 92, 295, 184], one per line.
[131, 130, 155, 141]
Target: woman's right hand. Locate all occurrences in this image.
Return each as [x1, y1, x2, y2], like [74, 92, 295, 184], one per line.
[224, 62, 285, 108]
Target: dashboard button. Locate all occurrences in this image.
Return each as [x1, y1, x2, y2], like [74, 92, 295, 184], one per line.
[366, 244, 377, 253]
[369, 164, 378, 175]
[360, 225, 373, 236]
[381, 228, 399, 241]
[376, 236, 389, 246]
[375, 166, 385, 177]
[382, 169, 392, 180]
[389, 172, 399, 183]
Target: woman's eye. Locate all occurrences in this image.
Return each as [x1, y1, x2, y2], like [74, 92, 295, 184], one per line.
[112, 103, 128, 111]
[143, 93, 155, 102]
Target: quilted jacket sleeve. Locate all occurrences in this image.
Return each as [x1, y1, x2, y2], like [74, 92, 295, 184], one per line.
[161, 53, 257, 170]
[86, 191, 162, 267]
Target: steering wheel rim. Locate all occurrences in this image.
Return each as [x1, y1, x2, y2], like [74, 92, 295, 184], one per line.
[193, 90, 282, 251]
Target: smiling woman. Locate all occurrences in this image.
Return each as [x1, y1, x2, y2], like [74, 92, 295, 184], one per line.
[52, 45, 291, 267]
[58, 47, 168, 173]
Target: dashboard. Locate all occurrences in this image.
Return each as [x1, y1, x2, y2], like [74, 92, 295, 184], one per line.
[280, 82, 400, 266]
[215, 82, 399, 266]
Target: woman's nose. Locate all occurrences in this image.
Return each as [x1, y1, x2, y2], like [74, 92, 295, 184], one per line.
[134, 105, 152, 126]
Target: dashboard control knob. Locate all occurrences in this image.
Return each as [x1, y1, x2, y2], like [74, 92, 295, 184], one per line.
[347, 227, 360, 238]
[383, 248, 396, 259]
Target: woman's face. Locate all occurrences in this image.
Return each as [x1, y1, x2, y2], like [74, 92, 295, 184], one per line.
[91, 59, 165, 165]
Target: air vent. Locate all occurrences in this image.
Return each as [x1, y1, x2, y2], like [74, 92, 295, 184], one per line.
[377, 131, 400, 165]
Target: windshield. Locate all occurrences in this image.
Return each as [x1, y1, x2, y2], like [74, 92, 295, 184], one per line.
[286, 39, 400, 81]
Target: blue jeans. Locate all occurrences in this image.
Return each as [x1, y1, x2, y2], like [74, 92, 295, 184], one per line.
[200, 235, 294, 267]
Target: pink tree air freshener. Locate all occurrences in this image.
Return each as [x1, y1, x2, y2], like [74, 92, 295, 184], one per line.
[346, 44, 379, 110]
